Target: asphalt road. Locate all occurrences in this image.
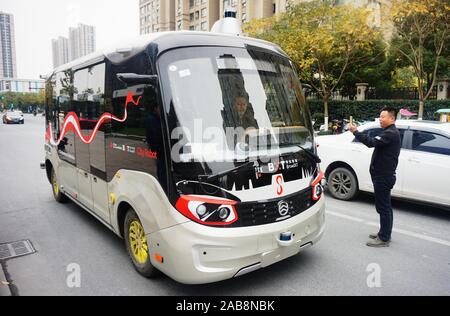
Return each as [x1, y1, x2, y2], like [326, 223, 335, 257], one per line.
[1, 114, 449, 296]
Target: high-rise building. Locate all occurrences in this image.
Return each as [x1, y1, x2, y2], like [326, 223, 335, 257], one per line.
[140, 0, 392, 36]
[175, 0, 220, 32]
[0, 12, 17, 79]
[220, 0, 274, 24]
[52, 36, 69, 68]
[140, 0, 176, 34]
[140, 0, 275, 34]
[68, 23, 96, 61]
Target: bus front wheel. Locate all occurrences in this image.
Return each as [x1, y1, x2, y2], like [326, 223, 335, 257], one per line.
[124, 209, 159, 278]
[51, 168, 68, 203]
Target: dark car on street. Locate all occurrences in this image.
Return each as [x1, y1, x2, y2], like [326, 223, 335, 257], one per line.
[2, 111, 25, 124]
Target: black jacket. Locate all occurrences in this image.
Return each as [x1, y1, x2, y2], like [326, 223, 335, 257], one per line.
[354, 124, 401, 177]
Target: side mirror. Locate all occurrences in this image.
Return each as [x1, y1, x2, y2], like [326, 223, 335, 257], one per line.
[301, 83, 312, 93]
[117, 73, 158, 87]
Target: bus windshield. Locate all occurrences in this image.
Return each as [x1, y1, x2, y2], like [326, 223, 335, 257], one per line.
[158, 46, 314, 166]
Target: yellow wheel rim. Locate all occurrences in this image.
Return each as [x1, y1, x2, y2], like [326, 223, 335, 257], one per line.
[52, 173, 59, 195]
[129, 220, 149, 264]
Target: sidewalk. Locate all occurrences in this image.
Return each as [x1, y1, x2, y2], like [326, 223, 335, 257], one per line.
[0, 263, 11, 296]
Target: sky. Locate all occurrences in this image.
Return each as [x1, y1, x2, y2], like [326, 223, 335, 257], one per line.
[0, 0, 140, 79]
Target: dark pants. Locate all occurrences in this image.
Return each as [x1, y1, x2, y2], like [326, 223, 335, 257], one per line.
[372, 175, 396, 242]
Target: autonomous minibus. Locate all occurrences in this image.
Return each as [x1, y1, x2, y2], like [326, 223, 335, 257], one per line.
[43, 14, 325, 284]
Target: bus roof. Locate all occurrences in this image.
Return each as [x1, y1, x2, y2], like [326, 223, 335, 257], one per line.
[50, 31, 287, 76]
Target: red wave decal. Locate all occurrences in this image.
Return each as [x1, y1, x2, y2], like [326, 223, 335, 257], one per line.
[46, 92, 142, 146]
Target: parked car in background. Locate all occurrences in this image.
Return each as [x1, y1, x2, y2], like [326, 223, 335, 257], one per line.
[2, 111, 24, 124]
[317, 120, 450, 209]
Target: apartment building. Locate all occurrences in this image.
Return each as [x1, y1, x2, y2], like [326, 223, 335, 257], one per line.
[175, 0, 220, 31]
[52, 36, 69, 68]
[140, 0, 176, 34]
[140, 0, 392, 36]
[68, 24, 96, 62]
[0, 12, 17, 79]
[141, 0, 278, 33]
[220, 0, 274, 24]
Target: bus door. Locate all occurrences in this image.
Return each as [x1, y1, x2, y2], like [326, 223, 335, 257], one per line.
[88, 64, 110, 223]
[55, 72, 78, 197]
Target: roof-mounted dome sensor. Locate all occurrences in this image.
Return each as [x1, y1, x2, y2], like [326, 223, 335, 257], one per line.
[224, 9, 237, 18]
[211, 8, 242, 36]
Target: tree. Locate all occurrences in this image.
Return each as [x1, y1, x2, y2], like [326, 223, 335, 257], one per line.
[390, 0, 450, 119]
[244, 0, 382, 130]
[0, 91, 45, 112]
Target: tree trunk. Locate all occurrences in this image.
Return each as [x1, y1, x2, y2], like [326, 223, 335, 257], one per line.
[324, 97, 329, 131]
[418, 100, 424, 120]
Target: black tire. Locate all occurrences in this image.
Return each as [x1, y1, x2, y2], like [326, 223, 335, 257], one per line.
[327, 167, 359, 201]
[124, 209, 159, 278]
[51, 167, 68, 203]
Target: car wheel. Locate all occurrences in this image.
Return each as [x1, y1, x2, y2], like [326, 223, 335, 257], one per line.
[51, 168, 68, 203]
[327, 167, 358, 201]
[124, 209, 159, 278]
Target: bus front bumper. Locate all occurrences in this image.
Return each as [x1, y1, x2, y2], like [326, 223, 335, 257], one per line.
[147, 197, 325, 285]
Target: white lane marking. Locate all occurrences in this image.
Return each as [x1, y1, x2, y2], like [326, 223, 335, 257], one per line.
[327, 211, 450, 247]
[327, 210, 364, 223]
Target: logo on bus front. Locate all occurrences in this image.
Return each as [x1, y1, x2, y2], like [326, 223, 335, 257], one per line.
[277, 200, 289, 217]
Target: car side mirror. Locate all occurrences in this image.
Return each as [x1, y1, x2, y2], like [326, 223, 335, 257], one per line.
[117, 73, 158, 88]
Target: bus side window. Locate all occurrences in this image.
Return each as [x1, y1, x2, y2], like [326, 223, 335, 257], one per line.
[87, 63, 107, 177]
[105, 53, 163, 188]
[56, 70, 76, 162]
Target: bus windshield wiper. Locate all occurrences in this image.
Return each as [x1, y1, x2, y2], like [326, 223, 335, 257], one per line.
[294, 144, 321, 164]
[278, 143, 321, 164]
[198, 160, 257, 182]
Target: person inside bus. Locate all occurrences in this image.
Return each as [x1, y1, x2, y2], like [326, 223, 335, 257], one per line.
[231, 96, 259, 130]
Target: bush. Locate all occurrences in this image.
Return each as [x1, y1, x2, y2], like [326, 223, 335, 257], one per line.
[307, 99, 450, 121]
[312, 112, 324, 124]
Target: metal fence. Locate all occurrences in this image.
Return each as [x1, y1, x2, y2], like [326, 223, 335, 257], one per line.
[306, 88, 356, 101]
[366, 87, 437, 100]
[306, 86, 438, 100]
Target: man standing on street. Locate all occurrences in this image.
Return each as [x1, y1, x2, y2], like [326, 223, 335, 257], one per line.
[349, 107, 401, 247]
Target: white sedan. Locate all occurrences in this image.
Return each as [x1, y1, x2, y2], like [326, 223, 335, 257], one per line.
[317, 120, 450, 208]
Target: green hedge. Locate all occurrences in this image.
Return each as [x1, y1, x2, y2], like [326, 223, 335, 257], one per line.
[307, 99, 450, 122]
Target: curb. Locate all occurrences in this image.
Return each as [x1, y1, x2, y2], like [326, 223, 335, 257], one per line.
[0, 262, 12, 296]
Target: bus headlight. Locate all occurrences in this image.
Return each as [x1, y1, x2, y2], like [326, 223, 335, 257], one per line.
[196, 204, 207, 217]
[311, 171, 324, 201]
[218, 207, 230, 220]
[176, 195, 238, 226]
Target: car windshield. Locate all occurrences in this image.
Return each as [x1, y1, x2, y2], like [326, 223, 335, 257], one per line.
[159, 46, 314, 166]
[7, 111, 22, 116]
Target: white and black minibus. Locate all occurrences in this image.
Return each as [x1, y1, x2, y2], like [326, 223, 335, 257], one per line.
[43, 19, 325, 284]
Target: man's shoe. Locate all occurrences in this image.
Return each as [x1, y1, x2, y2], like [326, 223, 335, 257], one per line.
[366, 237, 390, 247]
[369, 233, 379, 239]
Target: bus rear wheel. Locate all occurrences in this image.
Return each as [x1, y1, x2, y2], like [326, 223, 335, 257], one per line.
[124, 209, 159, 278]
[51, 168, 68, 203]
